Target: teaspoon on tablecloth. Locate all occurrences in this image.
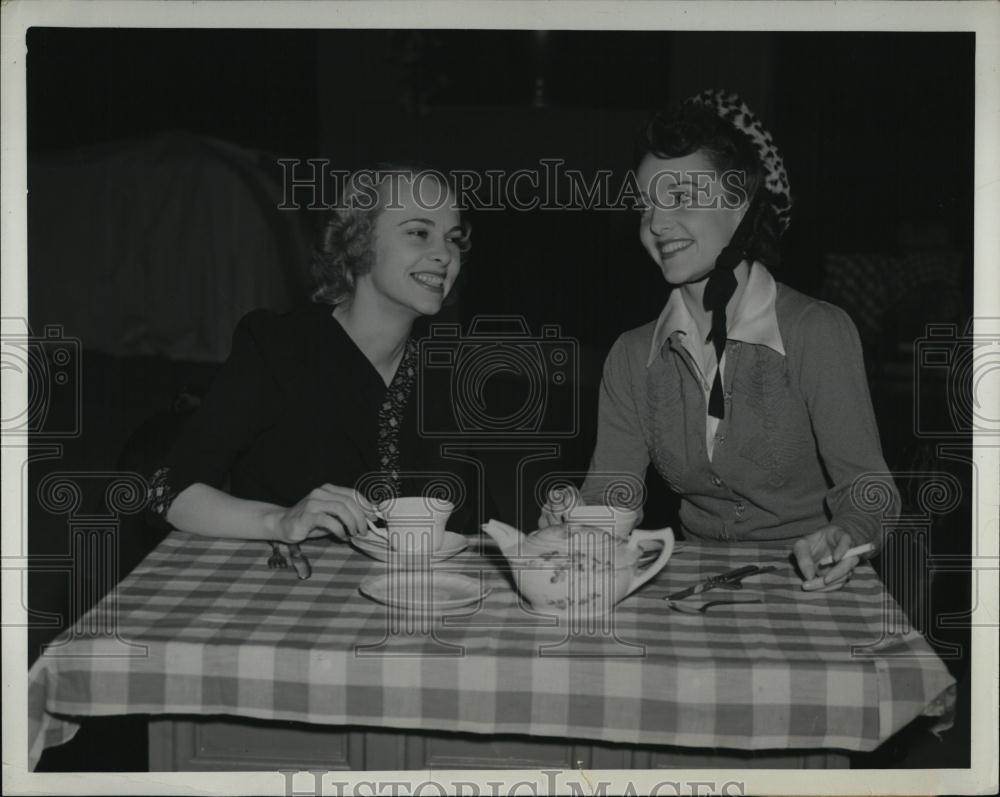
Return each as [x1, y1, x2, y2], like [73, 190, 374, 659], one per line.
[665, 598, 763, 614]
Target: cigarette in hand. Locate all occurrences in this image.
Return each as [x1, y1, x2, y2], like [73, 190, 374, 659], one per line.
[817, 542, 875, 568]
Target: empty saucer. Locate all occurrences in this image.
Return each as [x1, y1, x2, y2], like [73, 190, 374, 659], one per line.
[359, 571, 490, 612]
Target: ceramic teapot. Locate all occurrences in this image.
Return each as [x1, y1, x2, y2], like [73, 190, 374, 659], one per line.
[481, 519, 674, 616]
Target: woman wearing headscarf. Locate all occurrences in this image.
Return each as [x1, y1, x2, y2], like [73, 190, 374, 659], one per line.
[541, 90, 899, 592]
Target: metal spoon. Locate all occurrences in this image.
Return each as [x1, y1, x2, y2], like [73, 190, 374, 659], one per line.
[666, 598, 763, 614]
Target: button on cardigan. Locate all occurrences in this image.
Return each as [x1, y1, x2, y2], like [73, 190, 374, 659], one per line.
[645, 262, 787, 460]
[580, 281, 900, 546]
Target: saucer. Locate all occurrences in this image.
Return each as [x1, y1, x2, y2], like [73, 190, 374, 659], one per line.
[359, 571, 490, 612]
[350, 530, 468, 563]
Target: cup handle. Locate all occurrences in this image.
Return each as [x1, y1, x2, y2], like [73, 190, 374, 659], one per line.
[625, 527, 675, 596]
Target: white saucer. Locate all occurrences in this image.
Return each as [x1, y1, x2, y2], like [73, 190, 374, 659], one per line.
[351, 530, 468, 563]
[359, 571, 490, 611]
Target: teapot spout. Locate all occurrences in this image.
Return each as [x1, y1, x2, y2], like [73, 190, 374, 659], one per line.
[481, 519, 523, 552]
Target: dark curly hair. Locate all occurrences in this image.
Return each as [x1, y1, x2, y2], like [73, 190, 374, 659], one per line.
[311, 164, 471, 306]
[640, 102, 782, 268]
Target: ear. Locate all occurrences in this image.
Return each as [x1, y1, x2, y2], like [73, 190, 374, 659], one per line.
[731, 188, 762, 237]
[728, 199, 750, 238]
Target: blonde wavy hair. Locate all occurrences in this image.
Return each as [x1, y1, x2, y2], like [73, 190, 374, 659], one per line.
[311, 164, 471, 306]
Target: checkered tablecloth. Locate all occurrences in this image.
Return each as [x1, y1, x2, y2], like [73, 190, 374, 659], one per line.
[28, 531, 956, 769]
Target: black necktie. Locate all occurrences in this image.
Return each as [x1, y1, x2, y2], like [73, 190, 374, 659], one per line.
[702, 245, 743, 419]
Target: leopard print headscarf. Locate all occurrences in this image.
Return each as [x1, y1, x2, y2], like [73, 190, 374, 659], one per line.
[689, 89, 792, 233]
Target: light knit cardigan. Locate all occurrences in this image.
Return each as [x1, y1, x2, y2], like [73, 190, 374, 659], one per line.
[580, 282, 900, 546]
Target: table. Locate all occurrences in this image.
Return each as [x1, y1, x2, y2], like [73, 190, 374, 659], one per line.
[28, 531, 956, 770]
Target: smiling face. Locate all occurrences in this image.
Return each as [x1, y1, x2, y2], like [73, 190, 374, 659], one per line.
[637, 150, 747, 286]
[358, 175, 465, 318]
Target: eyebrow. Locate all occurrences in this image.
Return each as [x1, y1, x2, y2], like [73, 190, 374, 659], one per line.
[640, 180, 696, 198]
[398, 218, 464, 236]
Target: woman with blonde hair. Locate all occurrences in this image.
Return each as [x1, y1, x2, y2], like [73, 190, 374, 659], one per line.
[148, 165, 470, 574]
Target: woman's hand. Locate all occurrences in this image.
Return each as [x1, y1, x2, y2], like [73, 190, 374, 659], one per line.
[793, 524, 863, 591]
[538, 485, 582, 528]
[265, 484, 373, 544]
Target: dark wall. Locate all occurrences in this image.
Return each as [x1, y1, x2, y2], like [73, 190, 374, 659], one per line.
[306, 30, 973, 334]
[773, 32, 974, 295]
[27, 28, 321, 155]
[27, 28, 974, 321]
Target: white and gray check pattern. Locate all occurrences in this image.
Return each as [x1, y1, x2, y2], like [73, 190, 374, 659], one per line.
[29, 532, 956, 769]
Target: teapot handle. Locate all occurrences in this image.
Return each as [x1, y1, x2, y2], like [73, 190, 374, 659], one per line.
[625, 527, 675, 597]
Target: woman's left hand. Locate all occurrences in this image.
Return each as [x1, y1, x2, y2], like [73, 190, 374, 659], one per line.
[793, 525, 862, 592]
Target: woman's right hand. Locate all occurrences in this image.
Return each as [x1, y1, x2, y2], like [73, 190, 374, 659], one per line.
[538, 485, 583, 529]
[266, 484, 373, 544]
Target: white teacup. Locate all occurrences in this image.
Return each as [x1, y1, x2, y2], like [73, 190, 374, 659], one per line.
[558, 504, 639, 542]
[378, 496, 454, 553]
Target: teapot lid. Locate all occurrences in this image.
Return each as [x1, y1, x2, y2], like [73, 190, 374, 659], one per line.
[529, 523, 629, 548]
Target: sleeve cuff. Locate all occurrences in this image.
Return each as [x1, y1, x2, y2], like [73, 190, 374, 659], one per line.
[146, 466, 180, 530]
[829, 512, 884, 556]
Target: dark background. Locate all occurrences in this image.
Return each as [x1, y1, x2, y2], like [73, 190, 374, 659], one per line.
[27, 29, 974, 308]
[26, 28, 973, 770]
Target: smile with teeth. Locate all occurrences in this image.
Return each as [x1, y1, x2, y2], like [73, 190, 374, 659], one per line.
[657, 239, 694, 257]
[411, 272, 446, 291]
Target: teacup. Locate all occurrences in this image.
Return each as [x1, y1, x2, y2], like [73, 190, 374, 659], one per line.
[378, 496, 454, 553]
[557, 504, 639, 542]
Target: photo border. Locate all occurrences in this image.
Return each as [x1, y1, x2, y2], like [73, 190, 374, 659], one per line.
[2, 2, 997, 795]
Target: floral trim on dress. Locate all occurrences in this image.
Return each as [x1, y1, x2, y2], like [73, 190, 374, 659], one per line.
[377, 337, 419, 497]
[147, 466, 178, 519]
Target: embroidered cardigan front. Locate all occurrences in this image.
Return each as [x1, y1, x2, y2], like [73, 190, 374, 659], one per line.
[581, 283, 899, 546]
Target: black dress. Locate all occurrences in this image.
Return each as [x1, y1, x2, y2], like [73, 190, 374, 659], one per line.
[147, 303, 478, 531]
